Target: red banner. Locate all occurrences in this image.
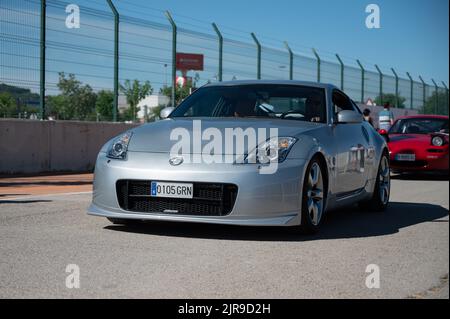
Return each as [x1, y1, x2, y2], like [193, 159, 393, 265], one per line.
[176, 53, 204, 71]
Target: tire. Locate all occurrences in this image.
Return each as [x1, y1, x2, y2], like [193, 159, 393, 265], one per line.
[300, 158, 327, 234]
[107, 217, 141, 225]
[360, 153, 390, 212]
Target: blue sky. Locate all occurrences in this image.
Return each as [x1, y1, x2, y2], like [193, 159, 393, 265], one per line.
[121, 0, 449, 83]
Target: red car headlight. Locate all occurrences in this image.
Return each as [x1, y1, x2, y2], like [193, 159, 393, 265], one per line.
[431, 136, 444, 147]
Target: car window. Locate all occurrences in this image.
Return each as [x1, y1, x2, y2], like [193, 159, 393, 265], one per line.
[389, 118, 449, 134]
[351, 100, 362, 114]
[170, 85, 327, 123]
[332, 90, 354, 114]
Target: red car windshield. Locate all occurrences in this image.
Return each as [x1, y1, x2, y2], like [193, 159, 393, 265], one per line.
[389, 118, 449, 134]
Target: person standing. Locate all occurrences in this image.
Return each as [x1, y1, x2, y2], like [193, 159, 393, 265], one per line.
[363, 108, 374, 127]
[378, 102, 394, 131]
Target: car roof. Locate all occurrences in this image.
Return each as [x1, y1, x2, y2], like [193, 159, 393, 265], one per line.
[203, 80, 338, 90]
[395, 114, 449, 121]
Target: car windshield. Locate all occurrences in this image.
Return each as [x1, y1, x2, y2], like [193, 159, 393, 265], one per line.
[389, 118, 449, 134]
[170, 84, 327, 123]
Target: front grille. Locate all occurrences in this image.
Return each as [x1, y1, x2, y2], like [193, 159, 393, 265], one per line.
[391, 160, 427, 168]
[116, 180, 238, 216]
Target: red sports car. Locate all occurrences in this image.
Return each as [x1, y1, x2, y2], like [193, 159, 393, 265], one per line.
[381, 115, 449, 173]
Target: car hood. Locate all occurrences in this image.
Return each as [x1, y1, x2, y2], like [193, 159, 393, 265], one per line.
[128, 117, 322, 154]
[388, 134, 431, 149]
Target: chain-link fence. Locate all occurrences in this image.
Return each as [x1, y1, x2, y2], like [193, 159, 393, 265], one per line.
[1, 0, 449, 122]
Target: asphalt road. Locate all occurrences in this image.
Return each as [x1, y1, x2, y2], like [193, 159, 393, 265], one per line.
[0, 175, 448, 299]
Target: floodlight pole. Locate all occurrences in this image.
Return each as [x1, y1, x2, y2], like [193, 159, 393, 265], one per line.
[106, 0, 119, 121]
[312, 48, 321, 83]
[336, 54, 344, 90]
[165, 11, 177, 107]
[40, 0, 46, 119]
[356, 59, 365, 103]
[212, 23, 223, 81]
[284, 41, 294, 80]
[406, 72, 414, 110]
[251, 33, 261, 80]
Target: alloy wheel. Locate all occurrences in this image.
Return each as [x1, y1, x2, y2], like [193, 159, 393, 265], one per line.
[379, 156, 390, 205]
[306, 162, 324, 226]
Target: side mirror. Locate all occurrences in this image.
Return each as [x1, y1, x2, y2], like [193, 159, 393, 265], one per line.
[336, 110, 363, 124]
[378, 129, 390, 142]
[160, 107, 175, 119]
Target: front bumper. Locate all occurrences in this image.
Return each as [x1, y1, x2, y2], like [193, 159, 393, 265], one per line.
[390, 150, 449, 172]
[88, 151, 308, 226]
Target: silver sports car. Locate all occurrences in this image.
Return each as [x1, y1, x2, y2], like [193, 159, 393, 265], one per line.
[88, 80, 390, 233]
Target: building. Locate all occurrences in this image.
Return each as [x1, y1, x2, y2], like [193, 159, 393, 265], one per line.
[137, 94, 170, 120]
[117, 94, 170, 121]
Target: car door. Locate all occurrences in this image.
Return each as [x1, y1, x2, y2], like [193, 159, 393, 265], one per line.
[331, 90, 369, 195]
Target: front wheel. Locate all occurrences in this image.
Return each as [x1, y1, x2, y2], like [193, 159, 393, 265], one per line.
[300, 159, 326, 234]
[360, 153, 390, 212]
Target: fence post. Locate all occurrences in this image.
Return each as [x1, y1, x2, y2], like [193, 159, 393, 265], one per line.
[165, 11, 177, 107]
[375, 64, 383, 105]
[40, 0, 46, 120]
[312, 48, 321, 83]
[406, 72, 413, 110]
[419, 76, 426, 113]
[442, 82, 449, 115]
[391, 68, 399, 108]
[284, 42, 293, 80]
[212, 23, 223, 82]
[251, 33, 261, 80]
[335, 54, 344, 90]
[106, 0, 119, 122]
[356, 59, 365, 103]
[431, 79, 439, 115]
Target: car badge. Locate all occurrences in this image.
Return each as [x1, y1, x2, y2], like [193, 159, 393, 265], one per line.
[169, 156, 184, 166]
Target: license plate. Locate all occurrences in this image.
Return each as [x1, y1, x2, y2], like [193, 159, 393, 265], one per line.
[150, 181, 193, 199]
[396, 153, 415, 161]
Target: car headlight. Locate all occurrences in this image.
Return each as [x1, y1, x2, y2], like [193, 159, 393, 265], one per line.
[107, 131, 133, 160]
[432, 136, 444, 147]
[243, 137, 298, 164]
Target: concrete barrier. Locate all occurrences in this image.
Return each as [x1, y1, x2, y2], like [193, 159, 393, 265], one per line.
[0, 119, 139, 175]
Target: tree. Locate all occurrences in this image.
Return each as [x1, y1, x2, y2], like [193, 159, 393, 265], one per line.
[57, 72, 97, 120]
[47, 95, 70, 120]
[0, 83, 40, 118]
[95, 90, 114, 121]
[147, 105, 165, 122]
[0, 92, 17, 118]
[160, 85, 190, 106]
[374, 93, 406, 108]
[0, 83, 39, 106]
[160, 73, 200, 106]
[120, 79, 153, 122]
[120, 106, 137, 122]
[421, 91, 449, 115]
